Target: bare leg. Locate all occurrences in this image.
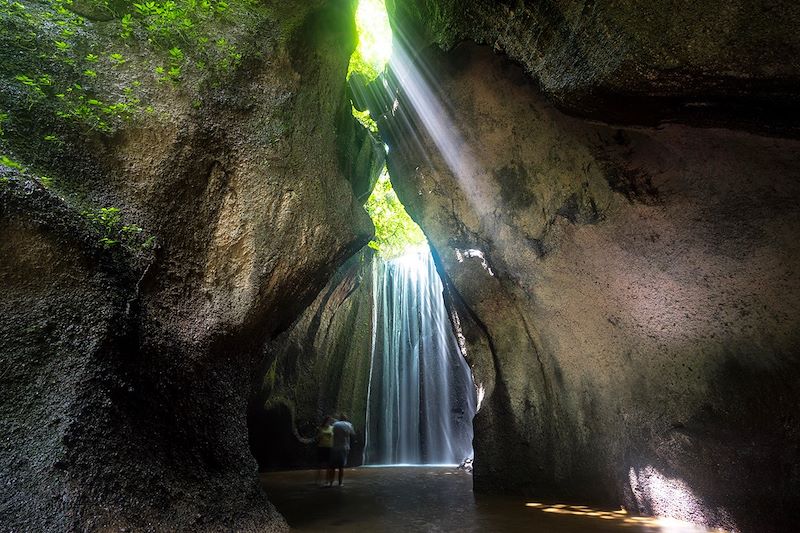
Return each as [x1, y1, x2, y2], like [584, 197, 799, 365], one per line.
[338, 467, 343, 486]
[326, 467, 334, 486]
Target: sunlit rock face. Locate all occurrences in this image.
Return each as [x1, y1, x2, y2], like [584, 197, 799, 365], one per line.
[0, 1, 371, 530]
[379, 38, 800, 533]
[387, 0, 800, 133]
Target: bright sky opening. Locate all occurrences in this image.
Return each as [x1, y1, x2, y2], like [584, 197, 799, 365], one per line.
[350, 0, 392, 80]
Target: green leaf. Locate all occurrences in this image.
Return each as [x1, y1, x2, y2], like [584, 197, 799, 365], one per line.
[169, 47, 184, 62]
[0, 155, 24, 170]
[14, 74, 35, 86]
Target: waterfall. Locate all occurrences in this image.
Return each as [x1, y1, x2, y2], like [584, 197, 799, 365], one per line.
[364, 248, 476, 465]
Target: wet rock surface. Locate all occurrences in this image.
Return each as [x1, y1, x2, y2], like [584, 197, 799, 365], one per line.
[250, 249, 375, 471]
[379, 41, 800, 532]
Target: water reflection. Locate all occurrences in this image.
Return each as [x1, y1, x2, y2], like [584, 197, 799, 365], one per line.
[524, 502, 732, 532]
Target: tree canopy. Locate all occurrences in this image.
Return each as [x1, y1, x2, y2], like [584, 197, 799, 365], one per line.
[348, 0, 392, 82]
[365, 170, 427, 259]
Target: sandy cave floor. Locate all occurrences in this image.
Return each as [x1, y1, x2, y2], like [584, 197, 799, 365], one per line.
[259, 466, 723, 533]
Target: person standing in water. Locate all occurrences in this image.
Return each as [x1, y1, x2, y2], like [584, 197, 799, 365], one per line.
[315, 415, 335, 486]
[327, 414, 355, 487]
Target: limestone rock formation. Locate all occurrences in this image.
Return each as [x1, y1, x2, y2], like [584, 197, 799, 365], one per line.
[0, 0, 373, 530]
[378, 33, 800, 533]
[3, 0, 800, 531]
[386, 0, 800, 133]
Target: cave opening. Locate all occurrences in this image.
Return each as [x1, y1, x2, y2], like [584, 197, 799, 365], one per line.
[348, 0, 392, 133]
[352, 0, 476, 466]
[248, 0, 477, 473]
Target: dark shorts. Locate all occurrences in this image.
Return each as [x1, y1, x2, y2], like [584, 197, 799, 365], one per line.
[317, 447, 331, 466]
[330, 447, 349, 468]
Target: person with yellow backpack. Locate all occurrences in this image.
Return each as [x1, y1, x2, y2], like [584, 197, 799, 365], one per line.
[315, 415, 335, 487]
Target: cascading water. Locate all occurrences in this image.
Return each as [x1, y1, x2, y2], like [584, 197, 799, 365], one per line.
[364, 248, 476, 465]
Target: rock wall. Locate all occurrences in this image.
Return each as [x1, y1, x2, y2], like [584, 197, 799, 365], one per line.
[386, 0, 800, 133]
[250, 248, 375, 470]
[378, 38, 800, 533]
[0, 0, 375, 530]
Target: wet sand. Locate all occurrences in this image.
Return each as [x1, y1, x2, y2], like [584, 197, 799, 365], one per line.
[260, 466, 719, 532]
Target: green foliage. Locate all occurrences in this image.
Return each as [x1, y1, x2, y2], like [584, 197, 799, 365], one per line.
[82, 206, 122, 247]
[365, 170, 427, 259]
[352, 106, 378, 133]
[0, 152, 55, 188]
[52, 82, 140, 133]
[120, 13, 133, 38]
[82, 206, 150, 249]
[0, 154, 24, 170]
[348, 48, 378, 82]
[347, 0, 392, 83]
[4, 1, 143, 132]
[122, 0, 244, 76]
[351, 0, 399, 254]
[168, 47, 184, 62]
[14, 74, 50, 105]
[1, 0, 255, 139]
[0, 112, 8, 136]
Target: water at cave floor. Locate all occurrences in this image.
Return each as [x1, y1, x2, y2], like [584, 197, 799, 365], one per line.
[364, 249, 476, 465]
[260, 467, 724, 533]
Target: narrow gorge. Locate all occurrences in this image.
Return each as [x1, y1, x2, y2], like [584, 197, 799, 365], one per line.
[1, 1, 798, 532]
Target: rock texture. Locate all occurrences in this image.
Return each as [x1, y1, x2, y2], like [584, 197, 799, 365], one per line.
[378, 39, 800, 532]
[249, 248, 375, 470]
[386, 0, 800, 134]
[0, 0, 372, 530]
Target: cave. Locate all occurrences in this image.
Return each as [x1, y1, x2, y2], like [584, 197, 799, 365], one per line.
[1, 0, 798, 532]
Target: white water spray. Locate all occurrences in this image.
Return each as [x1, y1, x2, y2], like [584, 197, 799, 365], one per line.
[364, 249, 476, 465]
